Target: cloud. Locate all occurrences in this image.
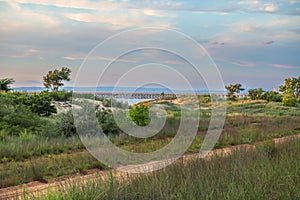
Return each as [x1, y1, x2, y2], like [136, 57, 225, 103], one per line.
[263, 4, 278, 12]
[211, 41, 225, 45]
[230, 60, 257, 67]
[5, 0, 299, 16]
[262, 40, 275, 45]
[271, 64, 297, 69]
[63, 55, 136, 63]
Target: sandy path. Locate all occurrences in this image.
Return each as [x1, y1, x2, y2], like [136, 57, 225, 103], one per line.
[0, 133, 299, 200]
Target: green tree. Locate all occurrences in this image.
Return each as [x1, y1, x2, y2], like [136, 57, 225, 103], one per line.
[279, 76, 300, 99]
[225, 83, 245, 101]
[248, 88, 265, 100]
[43, 67, 71, 91]
[0, 78, 15, 92]
[261, 91, 282, 102]
[129, 105, 150, 126]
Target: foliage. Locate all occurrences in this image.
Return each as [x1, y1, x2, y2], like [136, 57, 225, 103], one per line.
[43, 67, 71, 91]
[96, 109, 120, 135]
[0, 93, 57, 135]
[279, 76, 300, 98]
[282, 91, 297, 107]
[248, 88, 264, 100]
[198, 94, 211, 103]
[0, 78, 15, 92]
[50, 90, 72, 102]
[225, 83, 245, 101]
[261, 91, 282, 102]
[57, 111, 77, 137]
[129, 105, 150, 126]
[18, 91, 57, 116]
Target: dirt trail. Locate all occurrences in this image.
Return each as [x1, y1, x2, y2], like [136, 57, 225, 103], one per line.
[1, 133, 299, 200]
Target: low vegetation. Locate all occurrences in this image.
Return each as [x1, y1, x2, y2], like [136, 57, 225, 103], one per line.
[0, 72, 299, 195]
[41, 138, 300, 200]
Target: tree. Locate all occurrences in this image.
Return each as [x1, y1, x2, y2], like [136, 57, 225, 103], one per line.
[0, 78, 15, 92]
[225, 83, 245, 101]
[279, 76, 300, 99]
[43, 67, 71, 91]
[248, 88, 264, 100]
[261, 91, 282, 102]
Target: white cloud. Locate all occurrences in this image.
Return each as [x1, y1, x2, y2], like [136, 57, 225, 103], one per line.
[290, 0, 300, 5]
[263, 4, 278, 12]
[63, 55, 136, 63]
[271, 64, 297, 69]
[63, 8, 173, 29]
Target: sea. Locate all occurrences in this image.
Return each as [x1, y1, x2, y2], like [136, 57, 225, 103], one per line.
[12, 86, 225, 94]
[12, 86, 227, 105]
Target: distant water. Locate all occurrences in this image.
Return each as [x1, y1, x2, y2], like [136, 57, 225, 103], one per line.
[13, 86, 226, 94]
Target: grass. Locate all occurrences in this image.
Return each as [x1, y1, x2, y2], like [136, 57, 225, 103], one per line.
[0, 151, 105, 188]
[0, 135, 83, 163]
[40, 138, 300, 200]
[1, 100, 300, 189]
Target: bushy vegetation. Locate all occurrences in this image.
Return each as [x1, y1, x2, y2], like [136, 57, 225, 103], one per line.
[56, 111, 77, 137]
[0, 72, 299, 192]
[282, 91, 297, 107]
[96, 109, 120, 135]
[50, 90, 72, 102]
[129, 105, 150, 126]
[0, 92, 57, 136]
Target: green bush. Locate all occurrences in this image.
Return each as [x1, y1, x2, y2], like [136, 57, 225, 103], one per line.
[129, 105, 150, 126]
[57, 111, 77, 137]
[282, 92, 297, 107]
[20, 91, 57, 116]
[50, 90, 72, 102]
[248, 88, 264, 100]
[261, 91, 282, 102]
[0, 93, 58, 136]
[96, 109, 120, 135]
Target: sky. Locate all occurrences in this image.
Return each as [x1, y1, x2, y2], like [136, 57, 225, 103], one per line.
[0, 0, 299, 91]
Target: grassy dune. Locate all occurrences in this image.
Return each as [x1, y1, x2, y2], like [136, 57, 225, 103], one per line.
[42, 138, 300, 200]
[1, 100, 300, 189]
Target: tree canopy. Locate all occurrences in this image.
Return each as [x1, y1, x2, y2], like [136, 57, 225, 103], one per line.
[0, 78, 15, 92]
[43, 67, 71, 91]
[225, 83, 245, 101]
[279, 76, 300, 98]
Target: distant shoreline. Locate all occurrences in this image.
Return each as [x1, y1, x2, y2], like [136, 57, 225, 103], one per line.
[12, 86, 229, 94]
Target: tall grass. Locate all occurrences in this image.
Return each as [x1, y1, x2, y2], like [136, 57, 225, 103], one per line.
[0, 151, 105, 188]
[41, 138, 300, 200]
[0, 135, 83, 162]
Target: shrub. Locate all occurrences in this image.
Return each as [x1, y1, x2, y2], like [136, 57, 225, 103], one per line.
[21, 91, 57, 116]
[282, 92, 297, 107]
[248, 88, 264, 100]
[50, 90, 72, 102]
[96, 109, 120, 135]
[57, 111, 77, 137]
[261, 91, 282, 102]
[129, 105, 150, 126]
